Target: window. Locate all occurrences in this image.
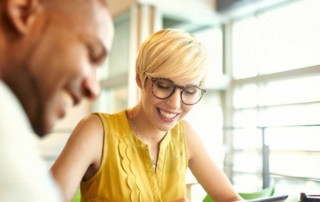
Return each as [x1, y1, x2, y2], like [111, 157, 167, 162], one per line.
[233, 0, 320, 79]
[226, 0, 320, 198]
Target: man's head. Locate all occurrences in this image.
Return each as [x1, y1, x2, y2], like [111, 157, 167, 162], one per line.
[0, 0, 114, 136]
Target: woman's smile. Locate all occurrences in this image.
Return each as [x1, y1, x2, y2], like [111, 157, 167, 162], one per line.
[157, 108, 179, 120]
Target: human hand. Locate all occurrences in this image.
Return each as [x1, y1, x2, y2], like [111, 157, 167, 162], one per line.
[171, 198, 189, 202]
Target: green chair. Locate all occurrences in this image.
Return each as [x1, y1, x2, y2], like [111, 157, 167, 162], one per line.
[203, 186, 275, 202]
[203, 194, 215, 202]
[71, 188, 81, 202]
[239, 185, 275, 200]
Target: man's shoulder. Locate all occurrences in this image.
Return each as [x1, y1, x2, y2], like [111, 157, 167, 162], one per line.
[0, 81, 32, 133]
[0, 81, 62, 202]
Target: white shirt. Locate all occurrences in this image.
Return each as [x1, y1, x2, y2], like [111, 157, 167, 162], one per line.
[0, 81, 62, 202]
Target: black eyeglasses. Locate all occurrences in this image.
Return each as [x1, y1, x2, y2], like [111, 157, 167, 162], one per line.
[147, 75, 206, 105]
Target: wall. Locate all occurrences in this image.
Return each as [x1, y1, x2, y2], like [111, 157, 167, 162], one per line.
[108, 0, 137, 17]
[139, 0, 217, 25]
[107, 0, 218, 24]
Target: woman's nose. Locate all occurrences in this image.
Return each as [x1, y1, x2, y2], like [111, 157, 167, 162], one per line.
[165, 89, 182, 109]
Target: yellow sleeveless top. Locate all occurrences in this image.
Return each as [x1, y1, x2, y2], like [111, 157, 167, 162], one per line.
[80, 110, 188, 202]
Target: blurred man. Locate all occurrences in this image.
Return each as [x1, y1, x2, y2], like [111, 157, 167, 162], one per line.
[0, 0, 114, 201]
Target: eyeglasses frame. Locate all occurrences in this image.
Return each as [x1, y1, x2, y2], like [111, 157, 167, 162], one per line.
[146, 75, 206, 105]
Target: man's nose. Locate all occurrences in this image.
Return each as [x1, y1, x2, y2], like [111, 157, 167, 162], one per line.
[82, 71, 100, 100]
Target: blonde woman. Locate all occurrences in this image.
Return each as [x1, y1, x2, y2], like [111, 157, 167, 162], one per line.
[51, 29, 243, 202]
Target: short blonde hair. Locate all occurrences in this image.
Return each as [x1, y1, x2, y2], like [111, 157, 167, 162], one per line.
[136, 29, 208, 88]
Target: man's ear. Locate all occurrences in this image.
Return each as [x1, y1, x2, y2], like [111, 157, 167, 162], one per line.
[5, 0, 42, 35]
[136, 73, 142, 89]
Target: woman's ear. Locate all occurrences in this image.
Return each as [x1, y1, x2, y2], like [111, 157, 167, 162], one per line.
[136, 73, 142, 89]
[5, 0, 42, 35]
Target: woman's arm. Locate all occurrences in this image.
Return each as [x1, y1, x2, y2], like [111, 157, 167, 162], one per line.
[51, 114, 104, 202]
[184, 121, 244, 202]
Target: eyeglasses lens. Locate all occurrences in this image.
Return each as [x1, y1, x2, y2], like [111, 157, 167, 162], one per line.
[152, 79, 202, 105]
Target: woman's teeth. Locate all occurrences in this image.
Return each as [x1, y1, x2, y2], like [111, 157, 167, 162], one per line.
[159, 110, 176, 119]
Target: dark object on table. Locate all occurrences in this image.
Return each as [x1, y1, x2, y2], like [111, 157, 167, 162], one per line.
[300, 192, 320, 202]
[247, 194, 288, 202]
